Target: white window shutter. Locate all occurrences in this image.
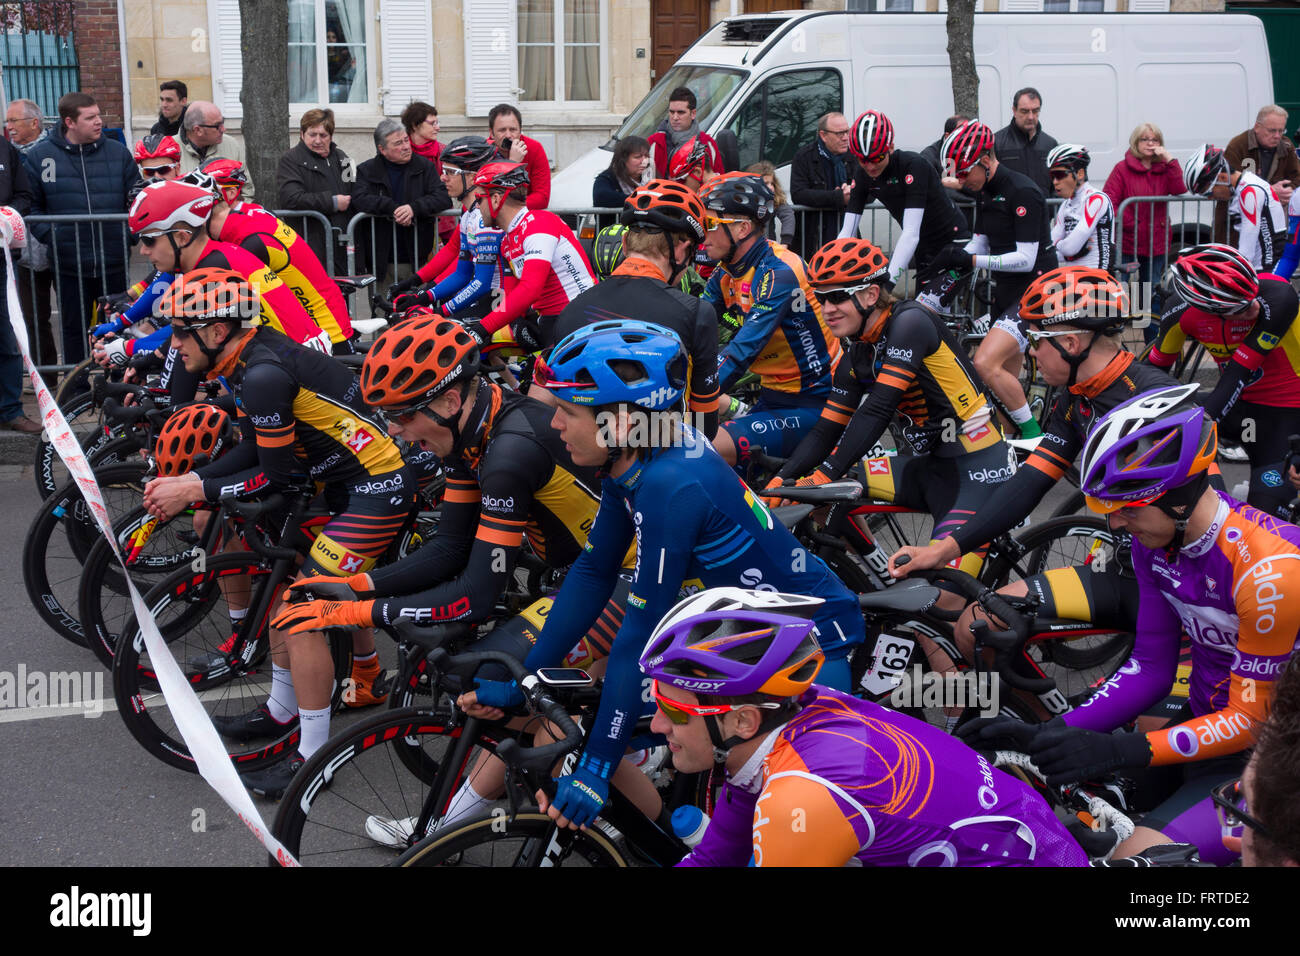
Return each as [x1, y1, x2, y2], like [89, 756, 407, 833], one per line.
[208, 0, 244, 119]
[1127, 0, 1170, 10]
[464, 0, 517, 118]
[999, 0, 1044, 10]
[379, 0, 435, 115]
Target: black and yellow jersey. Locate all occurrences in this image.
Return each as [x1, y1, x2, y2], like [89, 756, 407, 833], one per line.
[366, 385, 633, 624]
[778, 299, 998, 481]
[194, 327, 404, 499]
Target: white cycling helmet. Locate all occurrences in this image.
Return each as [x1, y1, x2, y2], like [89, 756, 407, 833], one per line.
[1046, 143, 1090, 173]
[1183, 144, 1228, 196]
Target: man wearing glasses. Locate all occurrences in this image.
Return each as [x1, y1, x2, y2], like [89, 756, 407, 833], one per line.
[790, 111, 862, 260]
[5, 99, 55, 367]
[179, 101, 254, 199]
[992, 88, 1059, 199]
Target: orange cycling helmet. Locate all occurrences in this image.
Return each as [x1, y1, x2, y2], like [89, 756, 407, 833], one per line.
[806, 238, 891, 290]
[360, 314, 480, 414]
[158, 267, 261, 329]
[1019, 266, 1130, 332]
[621, 179, 707, 243]
[154, 403, 237, 476]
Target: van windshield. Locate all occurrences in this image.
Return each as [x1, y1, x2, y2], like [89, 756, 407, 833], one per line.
[607, 65, 746, 147]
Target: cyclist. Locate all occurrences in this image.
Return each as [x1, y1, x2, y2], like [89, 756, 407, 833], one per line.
[767, 237, 1011, 575]
[965, 386, 1300, 865]
[700, 173, 839, 466]
[668, 136, 720, 196]
[459, 321, 865, 833]
[937, 120, 1059, 439]
[134, 134, 182, 182]
[1183, 144, 1286, 272]
[889, 267, 1179, 675]
[550, 179, 720, 438]
[1233, 656, 1300, 866]
[468, 162, 595, 353]
[589, 221, 709, 297]
[1046, 144, 1114, 272]
[190, 156, 254, 208]
[386, 135, 503, 319]
[837, 110, 972, 310]
[640, 588, 1088, 866]
[1151, 243, 1300, 515]
[139, 268, 414, 798]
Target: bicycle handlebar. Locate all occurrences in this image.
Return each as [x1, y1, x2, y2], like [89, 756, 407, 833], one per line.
[220, 491, 307, 563]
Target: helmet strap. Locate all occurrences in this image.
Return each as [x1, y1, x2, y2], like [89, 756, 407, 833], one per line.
[1047, 331, 1097, 388]
[704, 714, 746, 767]
[1153, 472, 1211, 561]
[425, 376, 482, 457]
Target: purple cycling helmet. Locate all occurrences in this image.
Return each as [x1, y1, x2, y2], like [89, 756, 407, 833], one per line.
[638, 587, 825, 698]
[1079, 383, 1218, 513]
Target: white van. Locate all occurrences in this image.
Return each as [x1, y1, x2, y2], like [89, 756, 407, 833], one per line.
[552, 9, 1272, 246]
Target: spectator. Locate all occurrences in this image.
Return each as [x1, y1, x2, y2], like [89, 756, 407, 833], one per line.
[402, 101, 452, 245]
[277, 108, 356, 274]
[789, 111, 860, 260]
[0, 127, 36, 432]
[922, 113, 970, 177]
[747, 161, 795, 247]
[5, 98, 55, 366]
[647, 87, 722, 179]
[993, 87, 1058, 197]
[352, 118, 450, 282]
[149, 80, 188, 137]
[488, 104, 550, 209]
[1235, 656, 1300, 867]
[23, 92, 139, 366]
[592, 135, 651, 226]
[1226, 105, 1300, 205]
[1102, 122, 1185, 341]
[178, 100, 254, 198]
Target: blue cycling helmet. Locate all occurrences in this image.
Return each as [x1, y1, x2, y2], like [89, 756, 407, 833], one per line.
[540, 320, 687, 410]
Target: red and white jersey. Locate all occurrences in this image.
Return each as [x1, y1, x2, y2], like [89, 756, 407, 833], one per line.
[482, 207, 595, 332]
[1229, 170, 1286, 271]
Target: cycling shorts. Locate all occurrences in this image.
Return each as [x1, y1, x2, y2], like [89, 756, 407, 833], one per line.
[1220, 399, 1300, 516]
[1140, 747, 1246, 868]
[302, 467, 417, 577]
[724, 401, 823, 462]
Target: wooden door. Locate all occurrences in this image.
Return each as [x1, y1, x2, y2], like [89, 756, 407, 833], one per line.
[651, 0, 710, 82]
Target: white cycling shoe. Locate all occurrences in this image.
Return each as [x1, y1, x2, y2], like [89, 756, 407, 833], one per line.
[365, 814, 419, 849]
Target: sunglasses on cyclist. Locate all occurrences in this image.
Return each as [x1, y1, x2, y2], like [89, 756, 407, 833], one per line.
[704, 215, 745, 231]
[531, 354, 585, 393]
[139, 230, 182, 248]
[384, 398, 437, 426]
[1050, 168, 1074, 181]
[651, 679, 781, 726]
[1025, 327, 1077, 347]
[813, 285, 872, 306]
[168, 321, 220, 339]
[1211, 777, 1272, 838]
[141, 163, 179, 178]
[955, 161, 991, 183]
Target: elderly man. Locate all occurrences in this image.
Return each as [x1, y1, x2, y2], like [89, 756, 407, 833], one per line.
[790, 111, 861, 260]
[1226, 105, 1299, 205]
[352, 118, 449, 282]
[178, 100, 254, 198]
[4, 98, 55, 366]
[150, 80, 188, 137]
[993, 87, 1059, 197]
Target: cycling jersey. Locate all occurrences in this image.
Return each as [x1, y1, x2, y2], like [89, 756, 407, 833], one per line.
[840, 150, 970, 281]
[705, 238, 838, 400]
[1275, 191, 1300, 280]
[966, 166, 1058, 317]
[522, 426, 865, 771]
[365, 384, 623, 625]
[952, 351, 1179, 553]
[481, 207, 596, 340]
[413, 205, 504, 317]
[1049, 182, 1114, 271]
[1066, 492, 1300, 766]
[680, 686, 1087, 867]
[217, 205, 352, 343]
[193, 327, 405, 500]
[552, 257, 721, 437]
[778, 299, 998, 481]
[1227, 170, 1285, 271]
[1150, 275, 1300, 413]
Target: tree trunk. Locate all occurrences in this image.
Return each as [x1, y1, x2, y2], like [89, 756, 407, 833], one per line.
[946, 0, 979, 118]
[238, 0, 289, 209]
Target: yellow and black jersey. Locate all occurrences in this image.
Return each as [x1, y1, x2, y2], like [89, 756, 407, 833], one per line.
[366, 385, 632, 624]
[779, 299, 997, 481]
[195, 328, 404, 499]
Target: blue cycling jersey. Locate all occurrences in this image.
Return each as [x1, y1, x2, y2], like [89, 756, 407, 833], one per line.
[92, 270, 173, 337]
[522, 424, 864, 772]
[432, 207, 504, 315]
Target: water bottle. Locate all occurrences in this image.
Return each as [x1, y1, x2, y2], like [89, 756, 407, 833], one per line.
[670, 805, 711, 848]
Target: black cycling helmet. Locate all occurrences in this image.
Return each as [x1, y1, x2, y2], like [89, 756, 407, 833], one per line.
[698, 173, 775, 224]
[592, 225, 628, 280]
[442, 135, 500, 198]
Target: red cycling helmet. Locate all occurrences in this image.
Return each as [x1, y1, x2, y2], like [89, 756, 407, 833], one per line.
[128, 180, 216, 236]
[941, 121, 995, 177]
[472, 161, 529, 219]
[199, 157, 249, 203]
[1168, 244, 1259, 314]
[668, 137, 713, 183]
[134, 134, 181, 164]
[850, 110, 894, 165]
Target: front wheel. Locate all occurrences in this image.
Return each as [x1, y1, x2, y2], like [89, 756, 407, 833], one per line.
[394, 811, 628, 868]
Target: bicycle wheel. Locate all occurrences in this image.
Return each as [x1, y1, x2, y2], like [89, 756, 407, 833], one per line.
[78, 506, 204, 670]
[53, 357, 96, 408]
[1000, 514, 1134, 696]
[271, 705, 510, 866]
[33, 388, 116, 500]
[22, 462, 150, 647]
[111, 551, 351, 773]
[394, 811, 628, 868]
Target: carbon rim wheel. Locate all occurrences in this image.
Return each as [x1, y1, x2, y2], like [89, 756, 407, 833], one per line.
[394, 811, 627, 868]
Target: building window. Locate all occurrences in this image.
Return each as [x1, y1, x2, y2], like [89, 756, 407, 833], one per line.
[288, 0, 371, 106]
[518, 0, 601, 103]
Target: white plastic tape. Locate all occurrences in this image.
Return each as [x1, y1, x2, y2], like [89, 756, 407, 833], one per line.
[5, 246, 300, 867]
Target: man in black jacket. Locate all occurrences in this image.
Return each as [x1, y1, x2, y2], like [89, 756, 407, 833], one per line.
[23, 92, 140, 364]
[277, 108, 355, 272]
[149, 80, 188, 137]
[789, 111, 860, 260]
[0, 135, 37, 432]
[993, 88, 1058, 198]
[352, 119, 450, 282]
